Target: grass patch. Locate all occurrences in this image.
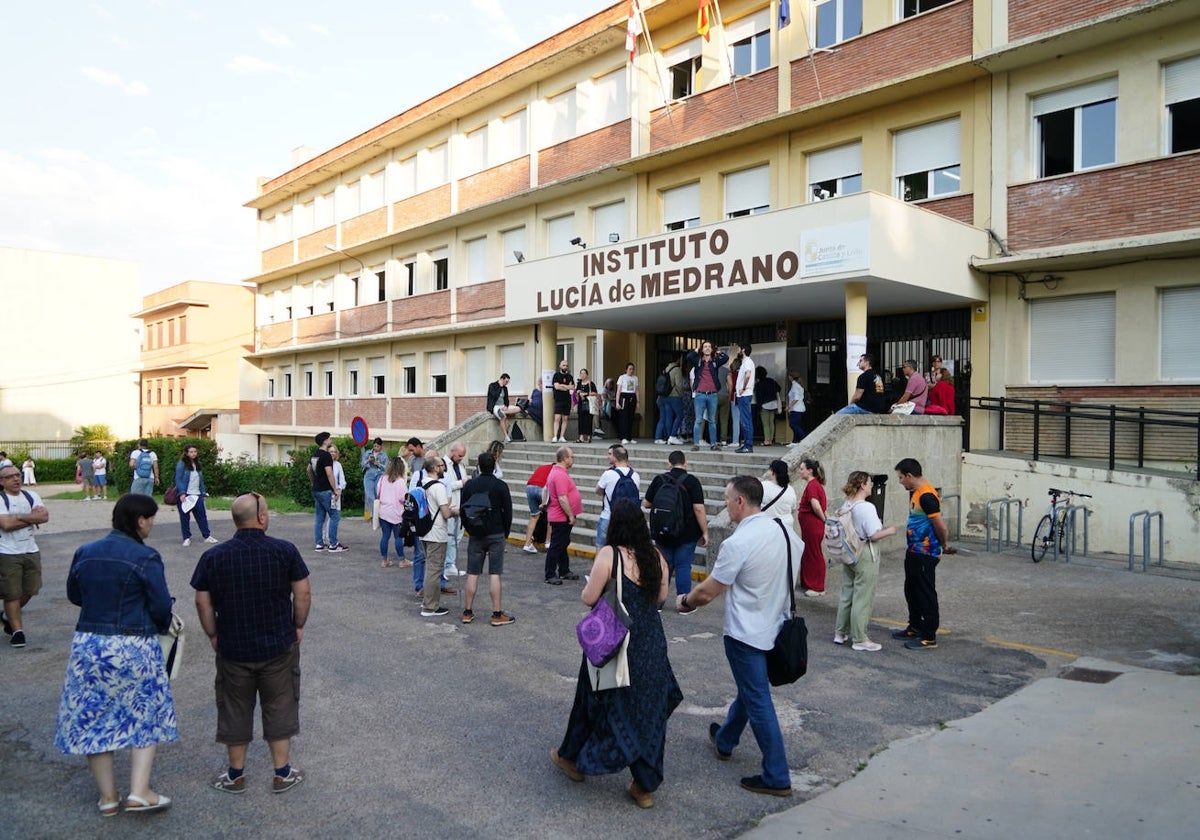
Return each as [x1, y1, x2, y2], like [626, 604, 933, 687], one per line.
[47, 490, 358, 517]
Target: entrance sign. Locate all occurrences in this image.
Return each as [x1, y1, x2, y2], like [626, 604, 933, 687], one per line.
[801, 222, 870, 277]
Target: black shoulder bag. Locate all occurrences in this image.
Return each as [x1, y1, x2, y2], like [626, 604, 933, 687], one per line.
[766, 519, 809, 686]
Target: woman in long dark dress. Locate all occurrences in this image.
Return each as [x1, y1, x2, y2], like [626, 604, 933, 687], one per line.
[551, 500, 683, 809]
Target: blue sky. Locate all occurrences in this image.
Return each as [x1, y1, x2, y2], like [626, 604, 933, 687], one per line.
[0, 0, 606, 292]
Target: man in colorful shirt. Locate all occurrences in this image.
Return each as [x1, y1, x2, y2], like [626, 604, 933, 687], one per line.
[893, 458, 950, 650]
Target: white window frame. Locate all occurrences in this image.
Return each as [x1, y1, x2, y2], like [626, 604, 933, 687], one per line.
[345, 361, 361, 396]
[724, 165, 770, 218]
[464, 348, 488, 394]
[391, 157, 417, 201]
[546, 215, 578, 256]
[295, 199, 314, 236]
[1028, 293, 1115, 384]
[369, 356, 386, 396]
[815, 0, 863, 48]
[493, 108, 528, 164]
[431, 247, 449, 291]
[463, 125, 488, 175]
[465, 237, 488, 285]
[582, 66, 628, 132]
[1033, 78, 1118, 178]
[418, 143, 448, 192]
[1160, 286, 1200, 380]
[899, 0, 955, 19]
[807, 141, 864, 201]
[314, 190, 334, 229]
[663, 39, 702, 100]
[1164, 55, 1200, 155]
[399, 354, 417, 395]
[321, 362, 334, 397]
[361, 169, 385, 211]
[428, 350, 448, 394]
[302, 364, 314, 397]
[502, 227, 527, 267]
[663, 182, 701, 231]
[592, 201, 626, 246]
[894, 117, 961, 201]
[339, 180, 360, 222]
[726, 9, 771, 77]
[499, 343, 526, 395]
[275, 208, 292, 245]
[545, 87, 578, 147]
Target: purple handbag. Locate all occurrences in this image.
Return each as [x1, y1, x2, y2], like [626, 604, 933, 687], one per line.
[576, 548, 633, 667]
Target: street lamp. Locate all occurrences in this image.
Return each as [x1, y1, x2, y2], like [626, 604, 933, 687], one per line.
[324, 243, 368, 277]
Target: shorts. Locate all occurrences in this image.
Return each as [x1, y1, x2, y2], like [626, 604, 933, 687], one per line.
[0, 552, 42, 601]
[214, 646, 301, 745]
[94, 475, 108, 486]
[493, 405, 507, 420]
[525, 485, 543, 515]
[466, 532, 506, 575]
[80, 473, 95, 486]
[553, 396, 571, 415]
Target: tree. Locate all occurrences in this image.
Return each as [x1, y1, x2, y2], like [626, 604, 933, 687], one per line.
[70, 424, 114, 455]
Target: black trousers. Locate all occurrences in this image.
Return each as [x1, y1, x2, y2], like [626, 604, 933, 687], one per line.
[903, 551, 940, 641]
[618, 395, 637, 440]
[546, 521, 573, 579]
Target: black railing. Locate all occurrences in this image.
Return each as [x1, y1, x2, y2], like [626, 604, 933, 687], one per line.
[973, 396, 1200, 481]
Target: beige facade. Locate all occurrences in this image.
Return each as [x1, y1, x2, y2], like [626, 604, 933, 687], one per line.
[0, 247, 141, 442]
[135, 281, 255, 449]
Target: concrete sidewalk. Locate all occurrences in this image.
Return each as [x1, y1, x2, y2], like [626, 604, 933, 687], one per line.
[744, 656, 1199, 839]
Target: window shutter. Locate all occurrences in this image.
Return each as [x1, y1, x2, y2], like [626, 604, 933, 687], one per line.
[808, 142, 863, 184]
[894, 117, 960, 176]
[1029, 294, 1115, 383]
[1031, 78, 1118, 117]
[1161, 286, 1200, 379]
[1164, 55, 1200, 105]
[724, 165, 770, 214]
[663, 182, 700, 224]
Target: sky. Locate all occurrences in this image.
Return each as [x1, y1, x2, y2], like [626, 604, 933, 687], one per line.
[0, 0, 608, 293]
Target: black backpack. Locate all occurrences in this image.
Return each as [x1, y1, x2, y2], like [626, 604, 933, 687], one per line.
[461, 488, 494, 535]
[649, 473, 690, 542]
[655, 371, 672, 397]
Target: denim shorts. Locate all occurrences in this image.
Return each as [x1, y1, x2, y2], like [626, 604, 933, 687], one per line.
[525, 485, 543, 515]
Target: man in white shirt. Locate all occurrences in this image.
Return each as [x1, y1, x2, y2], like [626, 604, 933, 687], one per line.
[593, 444, 640, 548]
[441, 443, 468, 577]
[420, 456, 459, 618]
[734, 344, 757, 453]
[674, 475, 799, 797]
[0, 465, 49, 648]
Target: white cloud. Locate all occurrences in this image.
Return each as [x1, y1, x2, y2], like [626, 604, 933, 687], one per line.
[305, 23, 330, 37]
[226, 54, 296, 76]
[259, 27, 293, 48]
[80, 65, 149, 96]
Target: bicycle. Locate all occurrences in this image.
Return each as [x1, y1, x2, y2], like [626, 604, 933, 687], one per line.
[1031, 487, 1092, 563]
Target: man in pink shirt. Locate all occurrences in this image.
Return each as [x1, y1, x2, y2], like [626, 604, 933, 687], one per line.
[544, 447, 582, 585]
[892, 360, 929, 415]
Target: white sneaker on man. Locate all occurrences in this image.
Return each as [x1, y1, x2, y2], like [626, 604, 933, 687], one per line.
[654, 439, 666, 445]
[523, 543, 538, 554]
[667, 436, 684, 445]
[446, 565, 464, 577]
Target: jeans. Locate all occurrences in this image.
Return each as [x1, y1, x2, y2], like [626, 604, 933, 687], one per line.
[714, 636, 790, 789]
[178, 497, 211, 540]
[692, 392, 718, 445]
[788, 410, 806, 443]
[736, 396, 754, 450]
[836, 404, 874, 415]
[656, 541, 696, 595]
[594, 513, 610, 549]
[312, 490, 338, 546]
[656, 396, 681, 441]
[363, 471, 382, 513]
[379, 519, 404, 561]
[411, 539, 427, 592]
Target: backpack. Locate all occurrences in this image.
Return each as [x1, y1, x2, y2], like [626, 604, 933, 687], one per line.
[606, 467, 640, 509]
[1, 490, 36, 511]
[655, 371, 672, 397]
[461, 488, 494, 535]
[401, 480, 438, 539]
[649, 473, 690, 542]
[134, 450, 154, 478]
[823, 501, 869, 566]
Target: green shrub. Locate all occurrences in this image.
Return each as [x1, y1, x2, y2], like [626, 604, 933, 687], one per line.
[111, 438, 219, 497]
[286, 436, 366, 510]
[28, 457, 80, 483]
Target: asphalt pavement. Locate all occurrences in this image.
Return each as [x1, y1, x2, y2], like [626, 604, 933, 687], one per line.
[2, 487, 1198, 839]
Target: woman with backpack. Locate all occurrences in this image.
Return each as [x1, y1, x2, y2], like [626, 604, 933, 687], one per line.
[173, 445, 216, 547]
[376, 456, 411, 569]
[796, 457, 828, 596]
[832, 472, 897, 652]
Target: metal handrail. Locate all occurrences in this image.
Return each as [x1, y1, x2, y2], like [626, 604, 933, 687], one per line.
[973, 396, 1200, 481]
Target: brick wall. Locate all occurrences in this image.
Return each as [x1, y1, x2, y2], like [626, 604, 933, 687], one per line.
[650, 68, 779, 152]
[1007, 154, 1200, 251]
[1009, 0, 1142, 41]
[791, 2, 973, 108]
[297, 228, 337, 262]
[260, 401, 293, 426]
[391, 396, 449, 431]
[259, 321, 293, 351]
[455, 396, 488, 421]
[538, 120, 632, 185]
[240, 401, 260, 425]
[341, 301, 389, 338]
[393, 184, 452, 231]
[391, 290, 451, 330]
[459, 157, 531, 209]
[456, 279, 506, 322]
[296, 312, 338, 343]
[297, 399, 335, 427]
[262, 242, 293, 272]
[338, 399, 387, 431]
[342, 208, 388, 248]
[918, 193, 975, 225]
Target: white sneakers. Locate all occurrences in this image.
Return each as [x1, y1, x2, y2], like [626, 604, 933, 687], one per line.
[523, 544, 538, 554]
[446, 565, 466, 577]
[654, 439, 666, 445]
[667, 436, 684, 445]
[833, 633, 847, 645]
[852, 640, 882, 652]
[182, 538, 191, 547]
[204, 536, 219, 543]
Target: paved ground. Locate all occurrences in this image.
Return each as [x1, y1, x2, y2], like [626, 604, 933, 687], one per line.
[2, 487, 1198, 838]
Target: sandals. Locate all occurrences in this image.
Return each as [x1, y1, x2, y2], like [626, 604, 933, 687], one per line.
[549, 748, 583, 782]
[98, 798, 121, 817]
[398, 560, 413, 568]
[380, 560, 394, 568]
[125, 793, 171, 813]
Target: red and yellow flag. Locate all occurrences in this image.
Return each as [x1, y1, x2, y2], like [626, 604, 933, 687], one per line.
[697, 0, 711, 41]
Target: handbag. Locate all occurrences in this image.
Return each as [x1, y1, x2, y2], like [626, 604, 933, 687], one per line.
[576, 548, 632, 667]
[371, 499, 381, 531]
[157, 612, 185, 680]
[163, 485, 180, 506]
[890, 401, 916, 415]
[766, 519, 808, 686]
[585, 549, 632, 691]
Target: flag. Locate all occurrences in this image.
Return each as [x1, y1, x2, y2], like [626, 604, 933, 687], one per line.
[779, 0, 791, 29]
[626, 0, 643, 62]
[697, 0, 711, 41]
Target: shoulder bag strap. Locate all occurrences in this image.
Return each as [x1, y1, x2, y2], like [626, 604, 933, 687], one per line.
[775, 518, 797, 618]
[762, 487, 786, 511]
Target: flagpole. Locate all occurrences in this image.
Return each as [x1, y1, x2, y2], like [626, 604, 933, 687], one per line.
[795, 0, 824, 101]
[710, 0, 744, 121]
[637, 2, 677, 133]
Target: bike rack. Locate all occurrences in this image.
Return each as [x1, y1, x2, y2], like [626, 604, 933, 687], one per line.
[940, 493, 961, 540]
[985, 497, 1023, 553]
[1127, 510, 1164, 571]
[1057, 505, 1091, 562]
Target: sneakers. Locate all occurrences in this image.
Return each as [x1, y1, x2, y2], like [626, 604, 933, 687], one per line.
[327, 544, 348, 553]
[621, 439, 630, 445]
[545, 577, 563, 585]
[420, 606, 450, 617]
[182, 538, 191, 547]
[314, 544, 327, 551]
[627, 440, 637, 445]
[802, 589, 824, 597]
[446, 565, 465, 577]
[490, 611, 516, 626]
[503, 436, 512, 444]
[462, 609, 475, 624]
[740, 774, 792, 797]
[904, 638, 938, 650]
[735, 446, 753, 454]
[892, 627, 919, 639]
[833, 633, 847, 645]
[852, 640, 882, 652]
[204, 535, 219, 543]
[10, 630, 26, 648]
[211, 771, 246, 794]
[691, 445, 701, 451]
[272, 768, 304, 794]
[560, 571, 580, 581]
[654, 439, 666, 445]
[708, 722, 732, 761]
[522, 543, 538, 554]
[667, 436, 684, 445]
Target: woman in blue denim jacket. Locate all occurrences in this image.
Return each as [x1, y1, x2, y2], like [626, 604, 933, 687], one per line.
[174, 444, 216, 546]
[54, 494, 178, 816]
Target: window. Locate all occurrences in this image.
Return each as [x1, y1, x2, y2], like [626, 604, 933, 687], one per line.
[370, 357, 386, 395]
[894, 117, 961, 201]
[361, 169, 384, 211]
[315, 277, 335, 312]
[670, 55, 701, 99]
[346, 363, 360, 397]
[400, 354, 417, 395]
[267, 377, 275, 399]
[1034, 79, 1117, 177]
[156, 382, 162, 403]
[431, 248, 449, 291]
[901, 0, 955, 18]
[322, 363, 334, 396]
[499, 343, 526, 394]
[724, 165, 770, 218]
[145, 384, 151, 404]
[556, 341, 575, 373]
[593, 201, 626, 246]
[663, 182, 701, 230]
[340, 180, 360, 221]
[167, 318, 175, 345]
[404, 259, 417, 296]
[1161, 286, 1200, 380]
[295, 199, 314, 236]
[168, 379, 174, 405]
[1165, 55, 1200, 154]
[807, 141, 863, 200]
[503, 227, 527, 267]
[464, 348, 487, 394]
[392, 157, 417, 200]
[815, 0, 862, 48]
[372, 267, 386, 302]
[546, 215, 577, 256]
[546, 88, 577, 146]
[179, 378, 185, 404]
[494, 109, 528, 163]
[587, 67, 628, 130]
[464, 125, 488, 174]
[465, 237, 488, 285]
[303, 365, 314, 397]
[315, 191, 334, 229]
[1029, 293, 1115, 383]
[428, 351, 447, 394]
[419, 142, 448, 192]
[727, 9, 770, 76]
[275, 209, 292, 245]
[179, 315, 187, 343]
